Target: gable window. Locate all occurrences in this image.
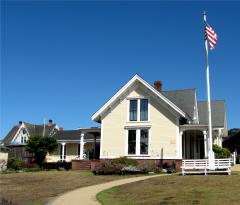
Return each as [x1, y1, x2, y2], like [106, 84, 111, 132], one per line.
[140, 99, 148, 121]
[129, 98, 149, 121]
[127, 129, 149, 155]
[129, 100, 138, 121]
[21, 129, 28, 144]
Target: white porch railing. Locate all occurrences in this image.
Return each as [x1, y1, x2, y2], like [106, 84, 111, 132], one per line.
[181, 159, 232, 176]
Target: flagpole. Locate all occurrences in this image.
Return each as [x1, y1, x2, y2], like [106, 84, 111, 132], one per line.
[43, 118, 46, 137]
[203, 11, 215, 169]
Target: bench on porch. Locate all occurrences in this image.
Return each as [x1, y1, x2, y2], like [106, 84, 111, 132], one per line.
[181, 159, 232, 176]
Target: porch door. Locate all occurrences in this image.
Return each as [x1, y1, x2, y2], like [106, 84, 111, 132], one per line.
[182, 131, 204, 159]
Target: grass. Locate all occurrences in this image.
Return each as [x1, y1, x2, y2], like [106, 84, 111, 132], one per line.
[97, 172, 240, 205]
[0, 170, 137, 205]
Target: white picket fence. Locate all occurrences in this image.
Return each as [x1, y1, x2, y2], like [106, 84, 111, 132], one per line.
[181, 158, 232, 176]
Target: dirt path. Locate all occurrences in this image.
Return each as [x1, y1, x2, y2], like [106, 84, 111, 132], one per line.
[49, 174, 164, 205]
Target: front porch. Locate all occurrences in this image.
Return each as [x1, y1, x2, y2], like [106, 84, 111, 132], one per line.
[46, 128, 101, 162]
[180, 124, 223, 160]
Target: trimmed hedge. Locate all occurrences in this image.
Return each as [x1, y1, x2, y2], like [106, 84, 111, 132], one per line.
[42, 162, 71, 170]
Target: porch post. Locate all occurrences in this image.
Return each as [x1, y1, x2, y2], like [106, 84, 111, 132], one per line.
[193, 131, 197, 159]
[61, 142, 66, 161]
[179, 131, 183, 159]
[80, 133, 85, 160]
[203, 131, 208, 158]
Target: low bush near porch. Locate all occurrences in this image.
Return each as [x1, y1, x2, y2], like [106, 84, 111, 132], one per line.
[213, 144, 231, 158]
[93, 158, 162, 175]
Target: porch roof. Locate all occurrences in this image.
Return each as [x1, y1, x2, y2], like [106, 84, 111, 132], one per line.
[180, 124, 208, 131]
[54, 127, 100, 142]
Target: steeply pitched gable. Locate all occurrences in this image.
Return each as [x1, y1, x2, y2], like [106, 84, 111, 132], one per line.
[92, 74, 187, 122]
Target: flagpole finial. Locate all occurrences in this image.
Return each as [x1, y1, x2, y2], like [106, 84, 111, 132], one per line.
[203, 11, 207, 22]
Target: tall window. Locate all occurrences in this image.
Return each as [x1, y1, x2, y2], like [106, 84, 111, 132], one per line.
[127, 129, 149, 155]
[140, 99, 148, 121]
[129, 100, 137, 121]
[21, 129, 28, 144]
[140, 129, 149, 154]
[129, 99, 148, 121]
[128, 130, 136, 154]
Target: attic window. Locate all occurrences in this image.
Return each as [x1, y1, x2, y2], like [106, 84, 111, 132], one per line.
[129, 99, 149, 121]
[21, 128, 28, 144]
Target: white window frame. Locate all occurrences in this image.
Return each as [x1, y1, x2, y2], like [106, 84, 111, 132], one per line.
[125, 128, 150, 156]
[20, 128, 29, 144]
[127, 97, 150, 122]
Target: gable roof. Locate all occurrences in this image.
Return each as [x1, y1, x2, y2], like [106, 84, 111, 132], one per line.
[2, 126, 19, 145]
[162, 89, 196, 120]
[198, 100, 226, 127]
[2, 122, 58, 146]
[92, 74, 187, 122]
[24, 122, 57, 137]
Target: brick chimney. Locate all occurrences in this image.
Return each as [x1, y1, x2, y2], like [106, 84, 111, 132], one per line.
[19, 121, 23, 126]
[59, 127, 64, 131]
[154, 81, 162, 92]
[48, 119, 53, 126]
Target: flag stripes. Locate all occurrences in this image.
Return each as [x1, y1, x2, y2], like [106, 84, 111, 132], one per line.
[205, 24, 217, 49]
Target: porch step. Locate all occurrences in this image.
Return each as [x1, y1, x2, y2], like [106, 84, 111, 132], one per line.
[72, 160, 91, 170]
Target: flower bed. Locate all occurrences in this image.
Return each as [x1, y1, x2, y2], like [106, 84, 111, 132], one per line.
[92, 157, 162, 175]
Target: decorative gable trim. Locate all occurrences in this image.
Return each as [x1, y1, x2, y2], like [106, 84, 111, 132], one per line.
[10, 123, 25, 144]
[92, 74, 187, 122]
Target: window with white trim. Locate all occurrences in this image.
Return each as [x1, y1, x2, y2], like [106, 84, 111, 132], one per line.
[20, 129, 28, 144]
[129, 99, 148, 121]
[127, 129, 149, 155]
[129, 100, 138, 121]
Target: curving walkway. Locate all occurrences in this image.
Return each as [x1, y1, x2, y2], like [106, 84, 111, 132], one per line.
[50, 174, 164, 205]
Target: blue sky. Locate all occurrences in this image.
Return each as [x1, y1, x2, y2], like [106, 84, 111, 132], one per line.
[1, 1, 240, 138]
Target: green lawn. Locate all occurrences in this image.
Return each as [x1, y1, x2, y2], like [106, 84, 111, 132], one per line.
[97, 172, 240, 205]
[0, 170, 137, 205]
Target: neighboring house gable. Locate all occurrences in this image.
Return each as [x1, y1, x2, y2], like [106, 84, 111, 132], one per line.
[2, 120, 59, 146]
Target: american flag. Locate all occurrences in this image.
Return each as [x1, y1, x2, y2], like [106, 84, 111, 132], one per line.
[205, 24, 218, 49]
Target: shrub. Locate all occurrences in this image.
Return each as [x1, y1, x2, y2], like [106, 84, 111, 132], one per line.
[42, 161, 71, 170]
[213, 144, 231, 158]
[93, 160, 162, 175]
[7, 157, 24, 171]
[0, 198, 18, 205]
[137, 162, 161, 173]
[111, 157, 138, 166]
[93, 161, 125, 175]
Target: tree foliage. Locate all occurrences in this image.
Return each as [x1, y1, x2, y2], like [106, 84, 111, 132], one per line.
[213, 144, 231, 158]
[26, 136, 58, 166]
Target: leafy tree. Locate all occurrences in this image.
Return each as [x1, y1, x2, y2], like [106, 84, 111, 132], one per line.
[26, 136, 58, 166]
[213, 144, 231, 158]
[228, 128, 240, 137]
